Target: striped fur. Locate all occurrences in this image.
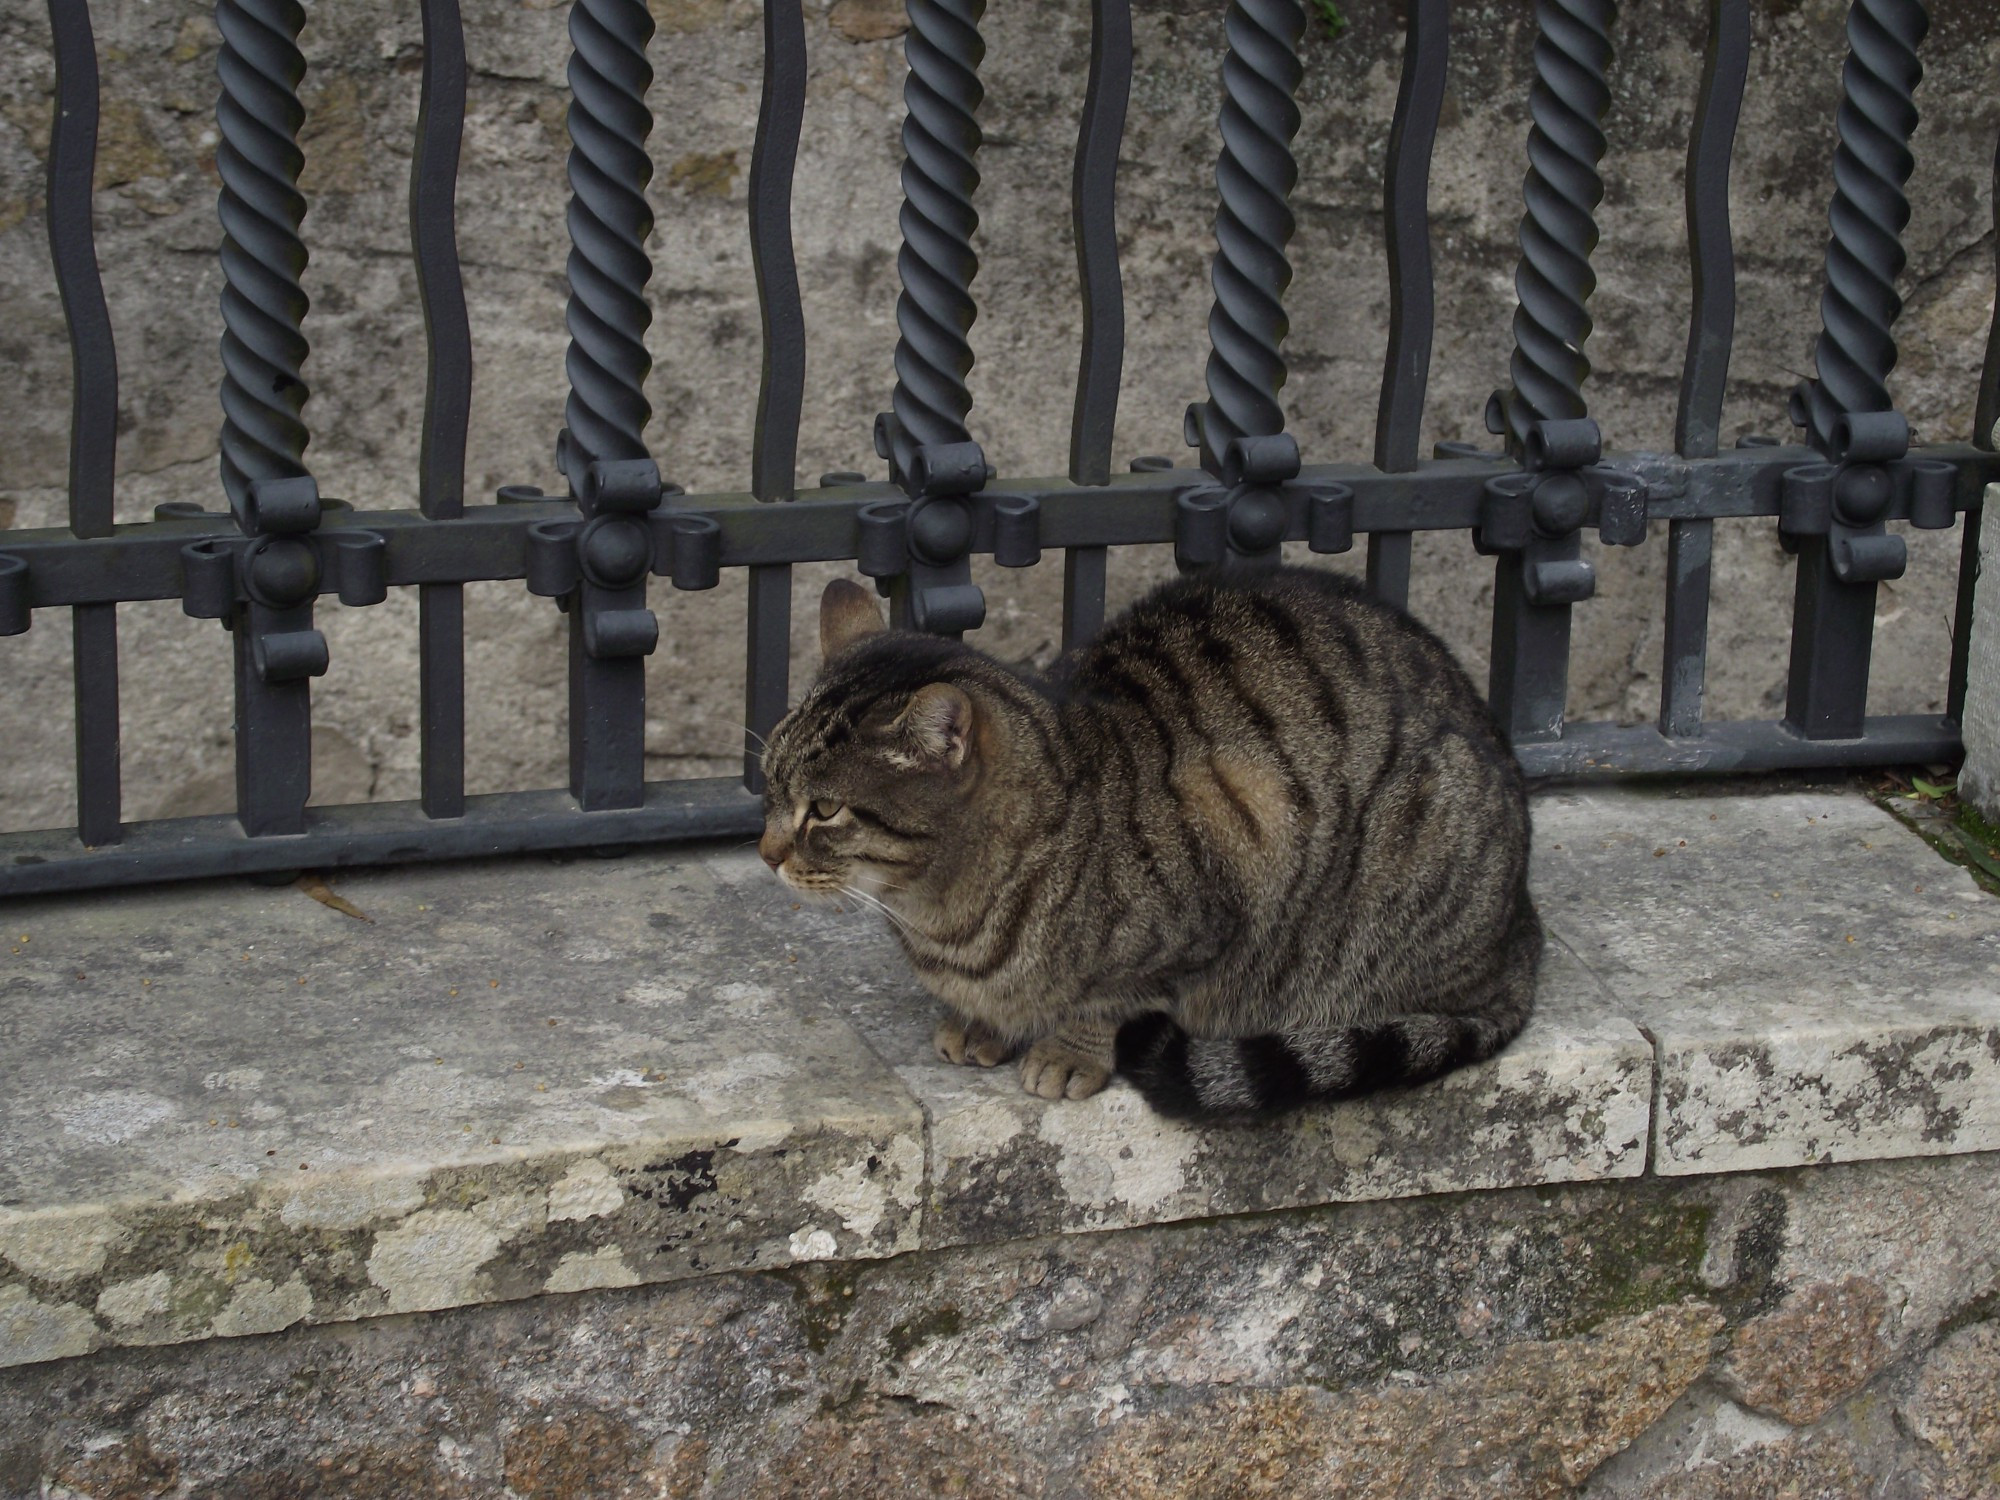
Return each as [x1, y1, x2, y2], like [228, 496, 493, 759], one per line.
[759, 568, 1541, 1118]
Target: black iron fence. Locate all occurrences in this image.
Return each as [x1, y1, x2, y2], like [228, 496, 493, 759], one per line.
[4, 0, 1998, 895]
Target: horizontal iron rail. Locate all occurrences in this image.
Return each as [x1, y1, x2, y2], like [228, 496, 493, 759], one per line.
[0, 779, 760, 897]
[0, 715, 1960, 897]
[2, 445, 1992, 609]
[1511, 714, 1958, 778]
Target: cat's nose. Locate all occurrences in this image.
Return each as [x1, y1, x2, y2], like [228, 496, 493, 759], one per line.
[758, 830, 787, 869]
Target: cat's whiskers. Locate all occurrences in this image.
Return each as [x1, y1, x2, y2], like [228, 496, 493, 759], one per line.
[839, 883, 918, 939]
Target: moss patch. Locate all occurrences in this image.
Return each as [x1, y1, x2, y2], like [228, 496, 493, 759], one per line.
[1549, 1202, 1714, 1337]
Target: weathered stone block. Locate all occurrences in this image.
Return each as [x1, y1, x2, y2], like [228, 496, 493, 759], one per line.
[0, 853, 926, 1370]
[1713, 1276, 1890, 1426]
[3, 1155, 1995, 1499]
[1535, 789, 2000, 1174]
[1900, 1321, 2000, 1499]
[6, 787, 1999, 1377]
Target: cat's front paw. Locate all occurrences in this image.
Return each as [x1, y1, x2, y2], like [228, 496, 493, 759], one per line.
[934, 1014, 1014, 1068]
[1020, 1038, 1113, 1101]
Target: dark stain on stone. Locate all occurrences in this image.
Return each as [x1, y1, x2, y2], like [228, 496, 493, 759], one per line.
[1836, 1031, 1968, 1143]
[639, 1147, 721, 1212]
[1550, 1202, 1714, 1337]
[1709, 1042, 1777, 1080]
[884, 1304, 963, 1362]
[1726, 1186, 1791, 1319]
[772, 1262, 866, 1354]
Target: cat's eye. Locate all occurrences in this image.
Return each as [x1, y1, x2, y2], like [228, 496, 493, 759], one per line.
[809, 798, 843, 822]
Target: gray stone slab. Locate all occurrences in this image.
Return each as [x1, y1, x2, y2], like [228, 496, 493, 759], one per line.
[7, 786, 1994, 1373]
[707, 851, 1654, 1248]
[0, 855, 925, 1369]
[1536, 788, 2000, 1176]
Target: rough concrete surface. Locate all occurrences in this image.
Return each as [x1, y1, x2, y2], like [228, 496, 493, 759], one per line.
[0, 0, 1996, 833]
[0, 1153, 1994, 1499]
[1, 784, 1997, 1391]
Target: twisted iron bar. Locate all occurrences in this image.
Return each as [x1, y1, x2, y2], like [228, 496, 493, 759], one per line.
[1491, 0, 1615, 458]
[216, 0, 311, 523]
[564, 0, 656, 472]
[1189, 0, 1304, 474]
[1794, 0, 1928, 455]
[890, 0, 985, 451]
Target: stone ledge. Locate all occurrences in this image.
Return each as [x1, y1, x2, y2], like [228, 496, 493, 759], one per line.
[1534, 791, 2000, 1175]
[0, 787, 1995, 1371]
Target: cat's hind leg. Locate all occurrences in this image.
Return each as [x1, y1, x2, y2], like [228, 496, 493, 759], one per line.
[934, 1010, 1015, 1068]
[1021, 1018, 1118, 1101]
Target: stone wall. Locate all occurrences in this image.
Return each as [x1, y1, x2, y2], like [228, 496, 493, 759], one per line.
[0, 0, 1995, 831]
[4, 1154, 1997, 1499]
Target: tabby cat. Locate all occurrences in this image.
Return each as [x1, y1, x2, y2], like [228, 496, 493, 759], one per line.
[758, 566, 1540, 1118]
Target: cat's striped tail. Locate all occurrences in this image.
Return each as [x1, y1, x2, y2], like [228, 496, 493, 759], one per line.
[1114, 1008, 1530, 1118]
[1115, 895, 1541, 1119]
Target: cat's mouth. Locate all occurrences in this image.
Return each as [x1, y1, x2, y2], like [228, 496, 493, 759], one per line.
[774, 863, 844, 897]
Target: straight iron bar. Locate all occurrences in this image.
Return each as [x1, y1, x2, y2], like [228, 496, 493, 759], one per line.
[0, 717, 1965, 898]
[4, 447, 1995, 606]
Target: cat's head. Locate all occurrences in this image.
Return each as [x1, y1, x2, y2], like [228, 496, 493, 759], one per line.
[757, 579, 989, 900]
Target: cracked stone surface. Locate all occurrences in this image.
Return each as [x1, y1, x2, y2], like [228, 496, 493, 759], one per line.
[0, 786, 1996, 1374]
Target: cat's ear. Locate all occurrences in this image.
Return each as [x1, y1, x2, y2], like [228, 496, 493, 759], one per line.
[898, 683, 974, 770]
[819, 578, 886, 660]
